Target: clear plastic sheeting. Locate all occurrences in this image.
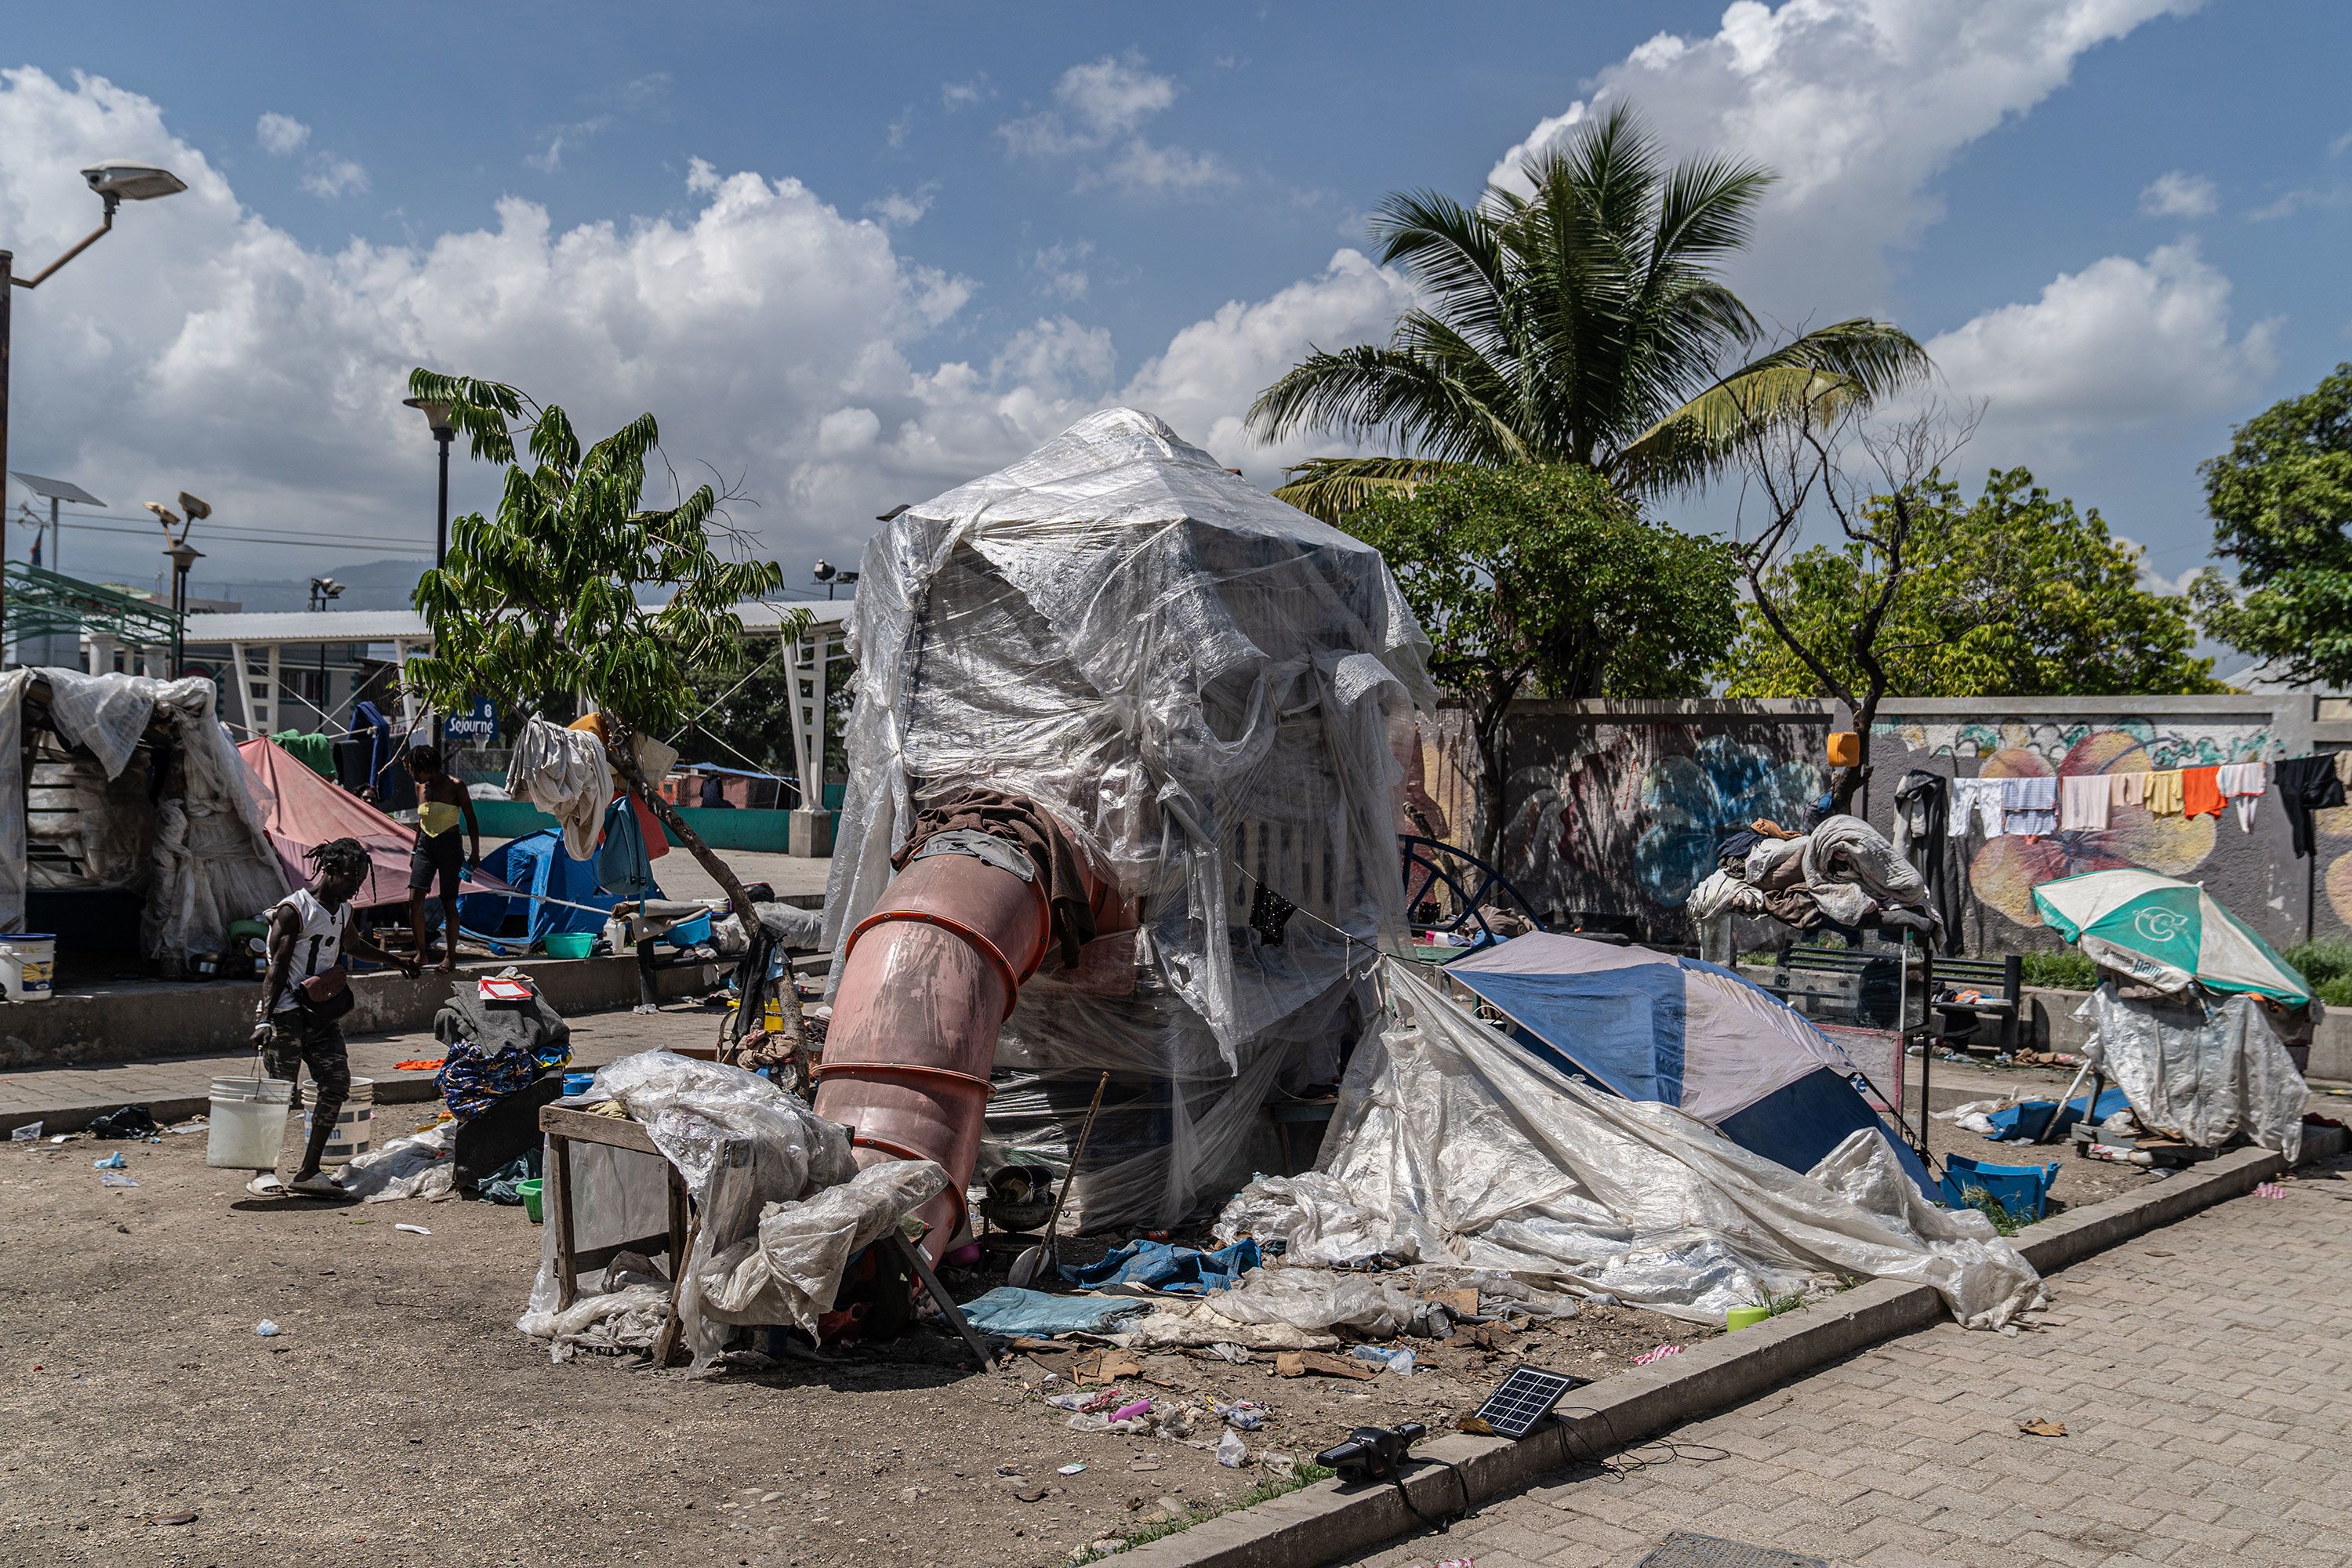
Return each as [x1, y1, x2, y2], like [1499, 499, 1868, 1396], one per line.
[2075, 983, 2307, 1161]
[0, 669, 288, 960]
[822, 408, 1430, 1227]
[334, 1123, 456, 1203]
[1207, 1265, 1416, 1338]
[521, 1051, 860, 1364]
[698, 1159, 948, 1336]
[1216, 959, 2045, 1330]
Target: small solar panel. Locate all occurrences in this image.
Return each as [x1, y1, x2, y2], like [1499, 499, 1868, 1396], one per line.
[1471, 1365, 1588, 1439]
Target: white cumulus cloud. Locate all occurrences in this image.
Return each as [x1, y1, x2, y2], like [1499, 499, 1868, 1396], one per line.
[254, 112, 309, 156]
[299, 156, 368, 198]
[2140, 170, 2216, 219]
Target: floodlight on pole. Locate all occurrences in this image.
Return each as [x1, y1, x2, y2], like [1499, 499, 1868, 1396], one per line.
[401, 394, 456, 745]
[2, 158, 184, 662]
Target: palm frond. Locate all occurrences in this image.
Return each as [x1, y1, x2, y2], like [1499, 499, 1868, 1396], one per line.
[1271, 456, 1463, 522]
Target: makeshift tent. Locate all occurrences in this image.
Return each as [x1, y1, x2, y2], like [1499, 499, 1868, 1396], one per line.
[459, 829, 647, 946]
[1214, 958, 2045, 1329]
[2073, 983, 2308, 1160]
[237, 737, 507, 909]
[1446, 932, 1934, 1197]
[0, 667, 287, 964]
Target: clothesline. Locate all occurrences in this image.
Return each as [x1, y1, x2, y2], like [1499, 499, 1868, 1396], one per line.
[1940, 750, 2350, 854]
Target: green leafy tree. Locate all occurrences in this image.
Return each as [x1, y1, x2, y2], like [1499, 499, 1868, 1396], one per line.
[1726, 467, 2226, 704]
[1247, 105, 1929, 519]
[2194, 363, 2352, 688]
[1345, 464, 1739, 860]
[399, 369, 805, 992]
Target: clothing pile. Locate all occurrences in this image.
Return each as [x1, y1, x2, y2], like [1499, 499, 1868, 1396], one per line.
[1688, 813, 1938, 935]
[432, 973, 572, 1123]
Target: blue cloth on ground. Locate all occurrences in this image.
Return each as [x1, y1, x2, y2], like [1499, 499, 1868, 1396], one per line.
[1058, 1238, 1261, 1294]
[957, 1287, 1152, 1338]
[1986, 1086, 2131, 1142]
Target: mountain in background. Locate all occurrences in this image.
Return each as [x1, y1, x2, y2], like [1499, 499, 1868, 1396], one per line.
[187, 558, 425, 613]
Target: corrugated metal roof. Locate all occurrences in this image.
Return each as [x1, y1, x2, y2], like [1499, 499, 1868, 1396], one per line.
[183, 597, 851, 647]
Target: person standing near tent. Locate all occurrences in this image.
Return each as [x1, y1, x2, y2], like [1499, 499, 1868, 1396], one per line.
[404, 745, 481, 973]
[250, 838, 419, 1197]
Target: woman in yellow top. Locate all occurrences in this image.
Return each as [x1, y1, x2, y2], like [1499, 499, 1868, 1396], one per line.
[405, 744, 481, 973]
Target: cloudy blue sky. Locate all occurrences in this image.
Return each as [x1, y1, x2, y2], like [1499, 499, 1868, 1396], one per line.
[3, 0, 2347, 603]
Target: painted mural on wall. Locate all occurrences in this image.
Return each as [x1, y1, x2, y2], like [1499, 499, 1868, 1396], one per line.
[1872, 717, 2282, 933]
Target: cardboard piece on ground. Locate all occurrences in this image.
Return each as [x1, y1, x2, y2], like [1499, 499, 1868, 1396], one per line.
[2018, 1418, 2068, 1439]
[1275, 1349, 1378, 1381]
[1076, 1350, 1145, 1386]
[1427, 1287, 1479, 1316]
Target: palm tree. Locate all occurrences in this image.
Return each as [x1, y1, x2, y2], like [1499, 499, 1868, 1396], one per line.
[1247, 106, 1930, 519]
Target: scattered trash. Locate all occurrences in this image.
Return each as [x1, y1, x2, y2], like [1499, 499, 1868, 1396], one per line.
[1273, 1349, 1378, 1381]
[1216, 1430, 1249, 1468]
[2018, 1418, 2067, 1439]
[256, 1320, 281, 1337]
[9, 1122, 40, 1142]
[394, 1222, 433, 1236]
[1632, 1344, 1685, 1367]
[1109, 1399, 1152, 1423]
[93, 1152, 127, 1170]
[391, 1058, 445, 1072]
[1014, 1486, 1049, 1503]
[149, 1512, 198, 1526]
[2254, 1181, 2287, 1200]
[165, 1117, 207, 1134]
[86, 1105, 159, 1140]
[99, 1171, 139, 1188]
[1057, 1463, 1085, 1475]
[1349, 1344, 1416, 1377]
[1210, 1397, 1268, 1431]
[1260, 1452, 1296, 1480]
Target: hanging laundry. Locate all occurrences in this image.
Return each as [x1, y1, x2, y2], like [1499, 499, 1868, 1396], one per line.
[2144, 768, 2185, 816]
[507, 718, 614, 861]
[2216, 761, 2269, 833]
[2181, 765, 2225, 820]
[2110, 771, 2144, 810]
[1951, 776, 2007, 838]
[2336, 751, 2352, 789]
[1999, 775, 2058, 837]
[2277, 755, 2348, 858]
[2057, 774, 2111, 833]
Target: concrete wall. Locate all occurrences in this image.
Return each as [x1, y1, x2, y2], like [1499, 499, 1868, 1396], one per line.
[1865, 695, 2350, 955]
[0, 953, 717, 1071]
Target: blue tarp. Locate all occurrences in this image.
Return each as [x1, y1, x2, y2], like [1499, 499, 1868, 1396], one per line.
[1986, 1087, 2132, 1142]
[958, 1287, 1154, 1338]
[457, 829, 650, 946]
[1059, 1238, 1261, 1294]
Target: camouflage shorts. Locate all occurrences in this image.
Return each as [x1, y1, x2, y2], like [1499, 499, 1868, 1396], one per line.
[260, 1013, 350, 1119]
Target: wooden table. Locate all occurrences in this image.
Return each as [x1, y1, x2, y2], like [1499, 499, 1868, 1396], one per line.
[538, 1102, 996, 1370]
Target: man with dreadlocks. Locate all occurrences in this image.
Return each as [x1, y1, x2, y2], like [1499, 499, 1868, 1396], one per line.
[248, 837, 419, 1197]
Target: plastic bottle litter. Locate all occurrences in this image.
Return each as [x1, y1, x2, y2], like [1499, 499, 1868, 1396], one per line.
[92, 1152, 126, 1170]
[1215, 1430, 1248, 1468]
[1056, 1463, 1085, 1475]
[1349, 1345, 1416, 1377]
[1210, 1398, 1268, 1431]
[256, 1320, 281, 1337]
[9, 1122, 40, 1142]
[394, 1223, 433, 1236]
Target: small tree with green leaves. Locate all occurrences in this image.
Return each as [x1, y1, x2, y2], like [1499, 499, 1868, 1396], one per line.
[1344, 463, 1739, 861]
[401, 369, 806, 1036]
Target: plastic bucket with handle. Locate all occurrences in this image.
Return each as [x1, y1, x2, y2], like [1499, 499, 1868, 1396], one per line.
[302, 1076, 376, 1164]
[0, 934, 56, 1003]
[206, 1076, 295, 1169]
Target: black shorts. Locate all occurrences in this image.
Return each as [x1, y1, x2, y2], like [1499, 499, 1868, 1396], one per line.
[409, 830, 464, 906]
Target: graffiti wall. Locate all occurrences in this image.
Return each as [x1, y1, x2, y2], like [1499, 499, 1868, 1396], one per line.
[1868, 703, 2348, 954]
[1416, 702, 1834, 945]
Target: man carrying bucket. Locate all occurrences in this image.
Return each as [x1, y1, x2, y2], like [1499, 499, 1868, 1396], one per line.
[248, 838, 419, 1198]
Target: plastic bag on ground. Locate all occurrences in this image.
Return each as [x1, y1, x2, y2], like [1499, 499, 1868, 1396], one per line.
[698, 1159, 948, 1336]
[335, 1123, 455, 1203]
[2076, 984, 2307, 1160]
[1217, 957, 2044, 1330]
[1203, 1265, 1415, 1338]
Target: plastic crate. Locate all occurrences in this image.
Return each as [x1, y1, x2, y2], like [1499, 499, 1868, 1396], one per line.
[1939, 1153, 2060, 1221]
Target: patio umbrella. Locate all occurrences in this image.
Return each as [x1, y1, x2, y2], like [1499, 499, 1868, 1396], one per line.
[2031, 869, 2310, 1005]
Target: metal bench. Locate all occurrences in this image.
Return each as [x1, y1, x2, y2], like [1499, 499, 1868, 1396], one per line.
[1923, 953, 2024, 1054]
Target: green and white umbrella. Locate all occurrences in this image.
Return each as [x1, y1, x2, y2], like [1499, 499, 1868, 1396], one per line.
[2031, 869, 2311, 1005]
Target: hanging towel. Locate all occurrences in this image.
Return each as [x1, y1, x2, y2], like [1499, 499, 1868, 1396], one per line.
[506, 717, 613, 861]
[2217, 762, 2269, 833]
[1999, 774, 2058, 837]
[2336, 751, 2352, 789]
[2181, 765, 2224, 820]
[2058, 774, 2110, 833]
[2144, 769, 2184, 816]
[2111, 771, 2143, 809]
[1951, 776, 2007, 838]
[2278, 755, 2347, 858]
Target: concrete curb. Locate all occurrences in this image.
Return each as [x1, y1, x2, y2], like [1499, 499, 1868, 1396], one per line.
[1119, 1124, 2349, 1568]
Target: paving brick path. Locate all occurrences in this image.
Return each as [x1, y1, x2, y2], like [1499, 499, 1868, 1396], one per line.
[1345, 1166, 2352, 1568]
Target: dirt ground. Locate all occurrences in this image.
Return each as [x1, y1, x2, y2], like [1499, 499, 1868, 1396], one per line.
[0, 1130, 1711, 1568]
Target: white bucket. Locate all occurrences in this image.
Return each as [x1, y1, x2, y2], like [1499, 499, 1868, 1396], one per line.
[206, 1076, 295, 1170]
[303, 1076, 376, 1164]
[0, 934, 57, 1003]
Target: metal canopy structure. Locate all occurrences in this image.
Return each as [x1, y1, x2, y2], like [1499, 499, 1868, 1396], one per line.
[4, 561, 179, 658]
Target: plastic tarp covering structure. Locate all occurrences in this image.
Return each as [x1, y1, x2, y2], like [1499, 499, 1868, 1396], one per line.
[2074, 983, 2308, 1161]
[0, 669, 288, 960]
[822, 408, 1432, 1229]
[520, 1050, 859, 1363]
[698, 1159, 948, 1336]
[1217, 959, 2045, 1330]
[238, 738, 508, 909]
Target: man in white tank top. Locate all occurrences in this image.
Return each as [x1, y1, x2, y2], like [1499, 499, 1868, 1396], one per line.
[249, 837, 419, 1197]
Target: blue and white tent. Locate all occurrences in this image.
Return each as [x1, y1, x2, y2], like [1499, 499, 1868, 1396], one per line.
[1446, 933, 1934, 1196]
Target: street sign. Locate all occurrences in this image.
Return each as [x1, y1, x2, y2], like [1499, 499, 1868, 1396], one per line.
[446, 696, 499, 744]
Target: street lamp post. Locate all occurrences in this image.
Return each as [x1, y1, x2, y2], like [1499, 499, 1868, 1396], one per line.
[149, 491, 207, 678]
[401, 396, 455, 746]
[2, 162, 186, 661]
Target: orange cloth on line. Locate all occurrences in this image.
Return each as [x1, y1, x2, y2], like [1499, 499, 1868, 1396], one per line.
[2182, 765, 2225, 818]
[2144, 769, 2184, 815]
